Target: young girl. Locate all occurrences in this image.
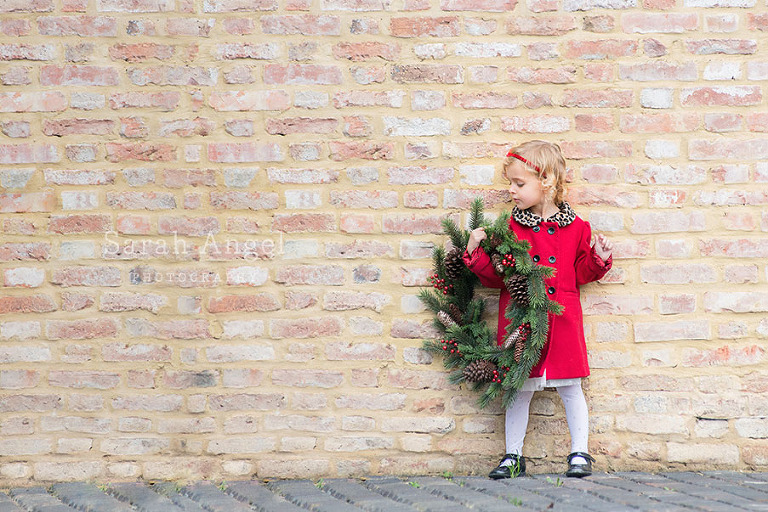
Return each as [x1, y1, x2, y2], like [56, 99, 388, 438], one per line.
[462, 140, 613, 479]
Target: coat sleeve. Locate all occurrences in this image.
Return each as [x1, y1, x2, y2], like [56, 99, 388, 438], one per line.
[575, 221, 612, 286]
[462, 247, 505, 289]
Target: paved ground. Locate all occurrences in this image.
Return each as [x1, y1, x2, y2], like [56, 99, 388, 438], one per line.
[1, 472, 768, 511]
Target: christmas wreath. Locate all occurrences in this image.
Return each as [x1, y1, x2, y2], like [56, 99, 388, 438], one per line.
[420, 198, 563, 409]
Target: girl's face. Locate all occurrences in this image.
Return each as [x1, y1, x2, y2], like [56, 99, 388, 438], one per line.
[504, 160, 546, 214]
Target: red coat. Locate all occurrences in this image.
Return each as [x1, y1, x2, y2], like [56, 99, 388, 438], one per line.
[463, 211, 611, 380]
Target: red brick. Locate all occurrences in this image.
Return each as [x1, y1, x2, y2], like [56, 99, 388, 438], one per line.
[562, 89, 633, 108]
[106, 191, 176, 210]
[329, 141, 394, 161]
[0, 144, 58, 164]
[452, 92, 517, 109]
[507, 14, 576, 36]
[165, 18, 214, 36]
[631, 211, 706, 234]
[105, 142, 175, 162]
[0, 243, 50, 262]
[210, 90, 289, 111]
[0, 19, 31, 35]
[215, 43, 278, 60]
[62, 292, 95, 311]
[622, 13, 698, 33]
[261, 14, 339, 35]
[209, 142, 283, 162]
[203, 0, 276, 10]
[326, 241, 393, 259]
[43, 118, 115, 136]
[270, 317, 343, 338]
[48, 214, 111, 233]
[272, 369, 343, 388]
[748, 13, 768, 31]
[649, 189, 687, 208]
[619, 62, 697, 81]
[390, 16, 459, 37]
[161, 169, 215, 188]
[51, 266, 121, 287]
[37, 15, 117, 36]
[565, 39, 637, 59]
[333, 90, 404, 108]
[575, 114, 613, 133]
[264, 64, 342, 85]
[210, 191, 278, 210]
[508, 66, 577, 84]
[682, 345, 763, 367]
[404, 190, 439, 209]
[127, 66, 216, 86]
[441, 0, 515, 9]
[0, 295, 56, 314]
[40, 65, 118, 86]
[391, 64, 462, 84]
[208, 294, 280, 313]
[125, 318, 210, 339]
[49, 371, 119, 389]
[0, 395, 61, 412]
[109, 91, 180, 111]
[272, 213, 336, 232]
[0, 44, 55, 61]
[621, 113, 701, 133]
[160, 117, 216, 138]
[330, 190, 397, 209]
[266, 117, 338, 135]
[109, 43, 174, 62]
[223, 17, 254, 34]
[747, 113, 768, 132]
[382, 214, 447, 234]
[47, 319, 118, 340]
[501, 115, 569, 133]
[681, 86, 762, 107]
[276, 265, 344, 286]
[0, 190, 56, 213]
[333, 42, 399, 61]
[689, 139, 768, 160]
[685, 39, 757, 55]
[560, 141, 633, 159]
[98, 0, 174, 11]
[351, 66, 387, 84]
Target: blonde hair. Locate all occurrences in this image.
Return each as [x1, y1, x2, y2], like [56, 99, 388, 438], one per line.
[504, 140, 567, 205]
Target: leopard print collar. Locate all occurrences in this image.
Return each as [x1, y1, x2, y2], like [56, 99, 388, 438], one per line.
[513, 202, 576, 228]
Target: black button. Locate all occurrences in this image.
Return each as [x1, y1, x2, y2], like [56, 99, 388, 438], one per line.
[547, 227, 555, 235]
[548, 256, 556, 263]
[532, 255, 540, 263]
[547, 287, 556, 294]
[532, 226, 540, 232]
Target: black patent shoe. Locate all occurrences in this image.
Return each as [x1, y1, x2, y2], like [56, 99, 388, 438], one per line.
[566, 452, 595, 478]
[488, 454, 526, 479]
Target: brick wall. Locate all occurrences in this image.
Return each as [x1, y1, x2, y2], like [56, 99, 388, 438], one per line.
[0, 0, 767, 483]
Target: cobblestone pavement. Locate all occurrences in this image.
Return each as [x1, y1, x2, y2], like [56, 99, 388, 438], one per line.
[2, 472, 768, 512]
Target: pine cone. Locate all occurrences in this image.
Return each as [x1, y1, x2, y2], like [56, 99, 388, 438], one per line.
[437, 310, 457, 328]
[513, 335, 525, 363]
[505, 274, 529, 307]
[508, 323, 533, 362]
[448, 303, 464, 326]
[491, 253, 505, 275]
[444, 248, 464, 280]
[503, 328, 520, 351]
[463, 360, 497, 383]
[489, 233, 502, 249]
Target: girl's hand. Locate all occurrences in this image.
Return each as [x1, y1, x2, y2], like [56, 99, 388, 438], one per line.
[592, 234, 613, 262]
[466, 227, 487, 254]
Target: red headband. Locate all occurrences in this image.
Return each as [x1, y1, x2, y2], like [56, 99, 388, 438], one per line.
[506, 151, 542, 174]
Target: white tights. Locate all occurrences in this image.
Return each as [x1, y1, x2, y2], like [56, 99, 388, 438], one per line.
[504, 384, 589, 464]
